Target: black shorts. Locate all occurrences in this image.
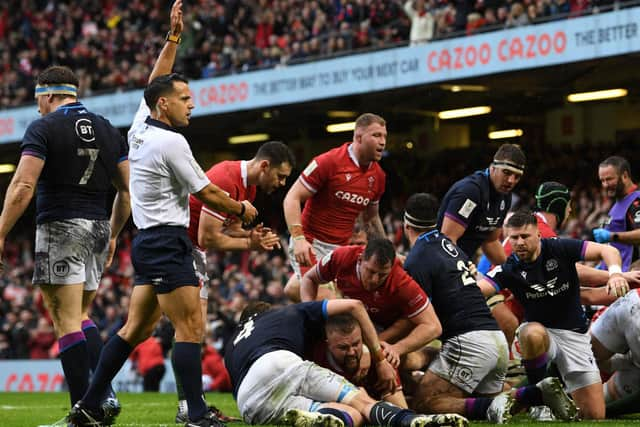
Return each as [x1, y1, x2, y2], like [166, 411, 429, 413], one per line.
[132, 226, 198, 294]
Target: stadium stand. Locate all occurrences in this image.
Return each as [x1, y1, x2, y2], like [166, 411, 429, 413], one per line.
[0, 0, 623, 109]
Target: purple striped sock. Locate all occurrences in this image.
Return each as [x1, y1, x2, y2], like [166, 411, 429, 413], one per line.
[59, 331, 86, 352]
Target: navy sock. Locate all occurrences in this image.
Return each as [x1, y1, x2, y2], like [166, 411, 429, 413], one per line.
[319, 408, 354, 427]
[369, 401, 415, 427]
[172, 342, 207, 421]
[464, 397, 493, 420]
[82, 319, 102, 372]
[59, 331, 90, 406]
[171, 338, 186, 401]
[515, 385, 544, 406]
[523, 353, 548, 385]
[83, 335, 132, 410]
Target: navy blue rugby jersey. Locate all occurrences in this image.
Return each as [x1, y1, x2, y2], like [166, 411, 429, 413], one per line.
[20, 102, 128, 223]
[485, 238, 588, 332]
[224, 301, 328, 398]
[404, 230, 499, 341]
[437, 169, 511, 257]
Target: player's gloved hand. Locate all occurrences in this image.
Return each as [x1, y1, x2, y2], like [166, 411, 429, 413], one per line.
[607, 274, 630, 298]
[593, 228, 611, 243]
[239, 200, 258, 224]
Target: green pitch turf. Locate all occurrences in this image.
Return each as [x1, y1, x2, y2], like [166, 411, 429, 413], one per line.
[1, 392, 639, 426]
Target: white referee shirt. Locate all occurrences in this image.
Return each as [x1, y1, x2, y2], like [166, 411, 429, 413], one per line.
[128, 99, 210, 229]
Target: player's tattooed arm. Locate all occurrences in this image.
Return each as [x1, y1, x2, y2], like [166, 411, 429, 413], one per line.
[362, 202, 385, 239]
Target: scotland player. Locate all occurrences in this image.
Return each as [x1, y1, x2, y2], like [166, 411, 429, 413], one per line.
[0, 63, 130, 415]
[437, 144, 525, 264]
[478, 211, 630, 419]
[225, 299, 468, 427]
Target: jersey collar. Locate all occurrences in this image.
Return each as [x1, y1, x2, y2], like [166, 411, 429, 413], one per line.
[145, 116, 178, 133]
[56, 102, 85, 114]
[347, 143, 360, 167]
[418, 229, 439, 242]
[240, 160, 248, 189]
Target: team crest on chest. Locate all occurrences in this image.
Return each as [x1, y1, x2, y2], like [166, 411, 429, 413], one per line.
[500, 200, 505, 211]
[545, 259, 558, 271]
[346, 173, 352, 182]
[441, 239, 459, 258]
[368, 176, 375, 189]
[521, 271, 527, 279]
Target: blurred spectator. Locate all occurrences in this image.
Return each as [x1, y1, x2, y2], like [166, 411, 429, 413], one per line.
[404, 0, 435, 44]
[505, 2, 530, 26]
[129, 335, 166, 392]
[201, 338, 232, 392]
[28, 317, 56, 359]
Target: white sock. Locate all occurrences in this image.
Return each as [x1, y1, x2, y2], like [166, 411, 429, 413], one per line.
[178, 399, 188, 414]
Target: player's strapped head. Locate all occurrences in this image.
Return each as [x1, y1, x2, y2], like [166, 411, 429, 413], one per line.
[492, 143, 526, 175]
[354, 113, 386, 130]
[144, 72, 188, 109]
[535, 181, 571, 225]
[325, 313, 360, 336]
[255, 141, 296, 169]
[363, 237, 396, 266]
[404, 193, 439, 230]
[600, 155, 632, 178]
[35, 66, 79, 99]
[505, 209, 537, 229]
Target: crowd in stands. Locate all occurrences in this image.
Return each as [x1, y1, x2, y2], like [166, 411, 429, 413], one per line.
[1, 140, 638, 360]
[0, 0, 626, 109]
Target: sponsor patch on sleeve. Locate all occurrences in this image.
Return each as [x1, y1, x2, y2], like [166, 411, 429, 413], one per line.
[189, 158, 206, 179]
[303, 159, 318, 177]
[457, 199, 477, 219]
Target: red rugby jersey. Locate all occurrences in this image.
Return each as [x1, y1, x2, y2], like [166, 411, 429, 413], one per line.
[316, 245, 429, 328]
[187, 160, 257, 248]
[299, 143, 385, 245]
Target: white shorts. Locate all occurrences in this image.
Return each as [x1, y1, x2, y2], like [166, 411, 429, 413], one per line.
[590, 289, 640, 366]
[429, 330, 508, 394]
[605, 368, 640, 403]
[192, 248, 209, 300]
[515, 323, 600, 393]
[33, 219, 110, 291]
[288, 237, 338, 279]
[236, 350, 359, 424]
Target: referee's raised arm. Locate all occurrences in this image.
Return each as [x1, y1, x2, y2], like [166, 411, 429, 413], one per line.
[149, 0, 183, 84]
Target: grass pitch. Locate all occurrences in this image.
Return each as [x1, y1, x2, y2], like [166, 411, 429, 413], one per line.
[1, 392, 639, 426]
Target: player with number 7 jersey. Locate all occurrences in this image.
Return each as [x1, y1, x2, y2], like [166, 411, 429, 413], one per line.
[0, 65, 130, 413]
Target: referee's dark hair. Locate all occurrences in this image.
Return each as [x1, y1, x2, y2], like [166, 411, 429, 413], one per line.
[494, 143, 526, 167]
[37, 66, 79, 99]
[600, 156, 632, 178]
[255, 141, 297, 169]
[363, 237, 396, 266]
[506, 210, 537, 229]
[144, 72, 188, 109]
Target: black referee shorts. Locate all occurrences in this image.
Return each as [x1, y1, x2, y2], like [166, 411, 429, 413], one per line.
[132, 226, 198, 294]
